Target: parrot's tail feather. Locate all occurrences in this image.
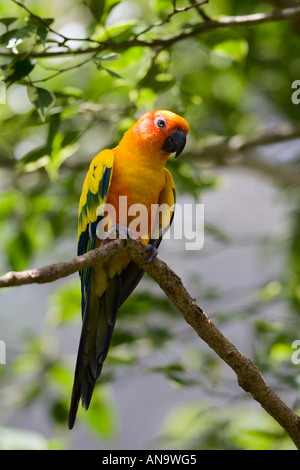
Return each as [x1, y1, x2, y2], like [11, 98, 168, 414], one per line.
[68, 275, 122, 430]
[68, 362, 103, 429]
[81, 360, 103, 409]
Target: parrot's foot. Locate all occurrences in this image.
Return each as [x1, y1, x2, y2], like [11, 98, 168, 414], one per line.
[102, 224, 157, 264]
[144, 244, 158, 264]
[102, 223, 132, 246]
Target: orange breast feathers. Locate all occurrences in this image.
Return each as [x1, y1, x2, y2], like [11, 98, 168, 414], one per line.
[105, 110, 189, 243]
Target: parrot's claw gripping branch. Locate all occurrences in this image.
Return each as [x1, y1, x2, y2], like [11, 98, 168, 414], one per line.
[101, 224, 158, 264]
[125, 238, 159, 267]
[144, 244, 158, 264]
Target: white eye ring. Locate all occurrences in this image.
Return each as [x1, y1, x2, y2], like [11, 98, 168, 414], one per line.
[155, 117, 167, 129]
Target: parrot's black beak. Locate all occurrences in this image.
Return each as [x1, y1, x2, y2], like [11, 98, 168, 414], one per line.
[162, 128, 187, 158]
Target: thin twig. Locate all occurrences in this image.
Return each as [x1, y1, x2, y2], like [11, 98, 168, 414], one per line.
[134, 0, 209, 39]
[31, 50, 101, 84]
[10, 0, 101, 45]
[10, 0, 66, 43]
[185, 123, 300, 188]
[188, 0, 211, 22]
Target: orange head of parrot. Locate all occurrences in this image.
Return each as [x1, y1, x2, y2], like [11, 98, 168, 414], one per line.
[120, 110, 189, 162]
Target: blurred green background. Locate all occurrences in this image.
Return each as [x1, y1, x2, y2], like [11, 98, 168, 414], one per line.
[0, 0, 300, 450]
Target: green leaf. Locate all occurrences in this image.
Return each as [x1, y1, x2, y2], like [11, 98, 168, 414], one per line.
[27, 85, 55, 122]
[118, 292, 175, 317]
[5, 55, 35, 84]
[19, 145, 50, 172]
[46, 113, 61, 149]
[95, 20, 137, 42]
[149, 363, 200, 387]
[26, 15, 54, 27]
[138, 62, 175, 93]
[26, 15, 54, 45]
[0, 17, 18, 27]
[254, 320, 283, 333]
[0, 29, 22, 51]
[150, 364, 185, 374]
[0, 191, 16, 220]
[85, 386, 117, 438]
[49, 281, 81, 324]
[213, 39, 249, 62]
[0, 61, 10, 77]
[20, 145, 49, 164]
[254, 281, 282, 302]
[269, 343, 291, 362]
[0, 26, 36, 52]
[50, 400, 69, 424]
[86, 0, 105, 23]
[54, 86, 83, 98]
[49, 133, 79, 171]
[60, 130, 81, 147]
[102, 67, 122, 79]
[7, 230, 32, 271]
[0, 17, 54, 53]
[49, 363, 73, 387]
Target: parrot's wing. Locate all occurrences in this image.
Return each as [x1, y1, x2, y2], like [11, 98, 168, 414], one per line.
[77, 149, 114, 317]
[117, 168, 176, 307]
[151, 167, 177, 245]
[68, 149, 114, 429]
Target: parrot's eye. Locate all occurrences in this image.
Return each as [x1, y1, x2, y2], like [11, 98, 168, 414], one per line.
[155, 117, 167, 129]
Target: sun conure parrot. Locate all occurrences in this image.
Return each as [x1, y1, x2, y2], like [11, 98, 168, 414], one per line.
[68, 110, 189, 429]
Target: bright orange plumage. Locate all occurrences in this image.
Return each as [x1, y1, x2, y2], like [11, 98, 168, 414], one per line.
[68, 110, 189, 429]
[107, 110, 189, 239]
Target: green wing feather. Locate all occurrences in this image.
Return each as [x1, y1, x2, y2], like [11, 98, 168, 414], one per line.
[68, 149, 114, 429]
[77, 150, 114, 315]
[153, 167, 177, 242]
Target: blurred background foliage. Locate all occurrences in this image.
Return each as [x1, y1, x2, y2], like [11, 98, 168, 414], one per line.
[0, 0, 300, 450]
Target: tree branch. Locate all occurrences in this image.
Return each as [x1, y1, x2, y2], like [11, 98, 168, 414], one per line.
[1, 6, 300, 58]
[192, 124, 300, 160]
[267, 0, 300, 34]
[185, 123, 300, 188]
[1, 237, 300, 448]
[0, 239, 125, 287]
[188, 0, 212, 22]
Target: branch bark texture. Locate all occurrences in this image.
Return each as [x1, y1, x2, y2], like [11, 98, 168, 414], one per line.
[1, 238, 300, 448]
